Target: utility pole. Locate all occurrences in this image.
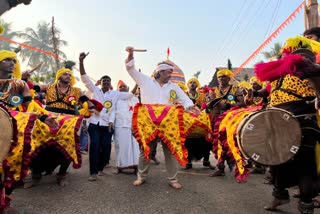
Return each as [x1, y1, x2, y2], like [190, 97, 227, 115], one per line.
[304, 0, 319, 30]
[51, 16, 60, 76]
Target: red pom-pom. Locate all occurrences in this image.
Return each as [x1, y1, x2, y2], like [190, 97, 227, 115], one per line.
[89, 99, 103, 112]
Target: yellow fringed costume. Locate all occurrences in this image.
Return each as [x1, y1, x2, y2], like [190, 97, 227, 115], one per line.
[132, 104, 212, 166]
[216, 106, 262, 180]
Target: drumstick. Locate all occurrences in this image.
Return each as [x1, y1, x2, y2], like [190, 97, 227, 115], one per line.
[28, 62, 43, 73]
[125, 47, 147, 52]
[306, 99, 316, 104]
[132, 49, 147, 52]
[207, 97, 223, 109]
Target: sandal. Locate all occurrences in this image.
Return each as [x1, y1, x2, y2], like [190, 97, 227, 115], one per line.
[209, 170, 225, 177]
[169, 181, 182, 189]
[133, 179, 145, 186]
[263, 180, 272, 185]
[236, 179, 247, 183]
[113, 168, 122, 174]
[313, 197, 320, 208]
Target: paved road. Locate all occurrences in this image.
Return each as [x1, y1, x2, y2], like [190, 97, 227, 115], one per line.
[11, 145, 305, 214]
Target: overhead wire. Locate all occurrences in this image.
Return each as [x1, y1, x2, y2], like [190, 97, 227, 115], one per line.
[209, 0, 250, 68]
[211, 1, 265, 70]
[204, 0, 268, 79]
[263, 0, 281, 39]
[217, 0, 270, 67]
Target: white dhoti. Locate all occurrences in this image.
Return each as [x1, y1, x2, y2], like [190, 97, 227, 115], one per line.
[110, 96, 140, 168]
[114, 127, 139, 168]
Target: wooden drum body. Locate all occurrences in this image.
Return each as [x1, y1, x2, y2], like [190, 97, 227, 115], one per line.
[237, 108, 301, 166]
[0, 107, 13, 163]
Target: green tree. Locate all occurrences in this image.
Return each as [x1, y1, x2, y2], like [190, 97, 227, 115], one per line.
[227, 59, 232, 70]
[193, 70, 201, 79]
[262, 42, 282, 60]
[18, 21, 68, 83]
[0, 19, 20, 51]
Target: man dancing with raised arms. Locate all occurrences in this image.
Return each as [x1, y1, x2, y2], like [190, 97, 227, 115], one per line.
[125, 46, 199, 189]
[79, 52, 134, 181]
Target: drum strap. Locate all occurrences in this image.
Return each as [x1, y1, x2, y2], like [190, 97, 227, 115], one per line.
[22, 96, 32, 103]
[219, 85, 233, 99]
[278, 88, 305, 99]
[273, 77, 310, 100]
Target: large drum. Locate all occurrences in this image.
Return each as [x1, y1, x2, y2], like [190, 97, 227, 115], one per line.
[237, 108, 301, 166]
[0, 107, 13, 163]
[132, 104, 212, 166]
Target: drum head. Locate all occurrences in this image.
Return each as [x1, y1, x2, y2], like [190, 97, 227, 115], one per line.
[237, 108, 301, 166]
[0, 107, 13, 163]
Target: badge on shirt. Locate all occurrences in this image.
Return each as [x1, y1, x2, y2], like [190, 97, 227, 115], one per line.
[66, 95, 77, 106]
[9, 94, 23, 106]
[169, 90, 177, 103]
[104, 101, 112, 113]
[226, 94, 235, 102]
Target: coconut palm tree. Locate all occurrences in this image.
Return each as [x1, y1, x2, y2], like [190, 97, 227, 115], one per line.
[0, 19, 20, 51]
[262, 42, 282, 60]
[18, 21, 68, 83]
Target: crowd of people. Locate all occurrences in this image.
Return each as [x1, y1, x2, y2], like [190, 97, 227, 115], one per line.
[0, 5, 320, 211]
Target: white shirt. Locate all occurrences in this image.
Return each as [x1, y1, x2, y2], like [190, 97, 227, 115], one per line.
[81, 74, 133, 126]
[109, 95, 139, 127]
[126, 59, 193, 109]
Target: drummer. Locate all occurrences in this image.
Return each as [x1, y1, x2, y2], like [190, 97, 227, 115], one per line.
[125, 46, 199, 189]
[209, 69, 245, 177]
[210, 69, 245, 117]
[0, 50, 58, 212]
[243, 77, 268, 107]
[24, 64, 90, 188]
[241, 77, 268, 175]
[254, 37, 319, 213]
[185, 77, 214, 169]
[0, 50, 58, 127]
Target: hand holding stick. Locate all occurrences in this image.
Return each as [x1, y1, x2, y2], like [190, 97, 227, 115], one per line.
[125, 46, 147, 62]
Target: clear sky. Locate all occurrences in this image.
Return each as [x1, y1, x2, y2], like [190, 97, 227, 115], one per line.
[1, 0, 308, 89]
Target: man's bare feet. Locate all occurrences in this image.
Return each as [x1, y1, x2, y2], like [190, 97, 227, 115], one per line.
[133, 179, 145, 186]
[57, 175, 67, 187]
[264, 198, 290, 211]
[209, 170, 225, 177]
[150, 157, 160, 165]
[98, 171, 106, 176]
[113, 168, 122, 174]
[169, 181, 182, 189]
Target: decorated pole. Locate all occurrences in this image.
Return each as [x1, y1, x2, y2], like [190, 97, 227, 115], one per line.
[304, 0, 319, 30]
